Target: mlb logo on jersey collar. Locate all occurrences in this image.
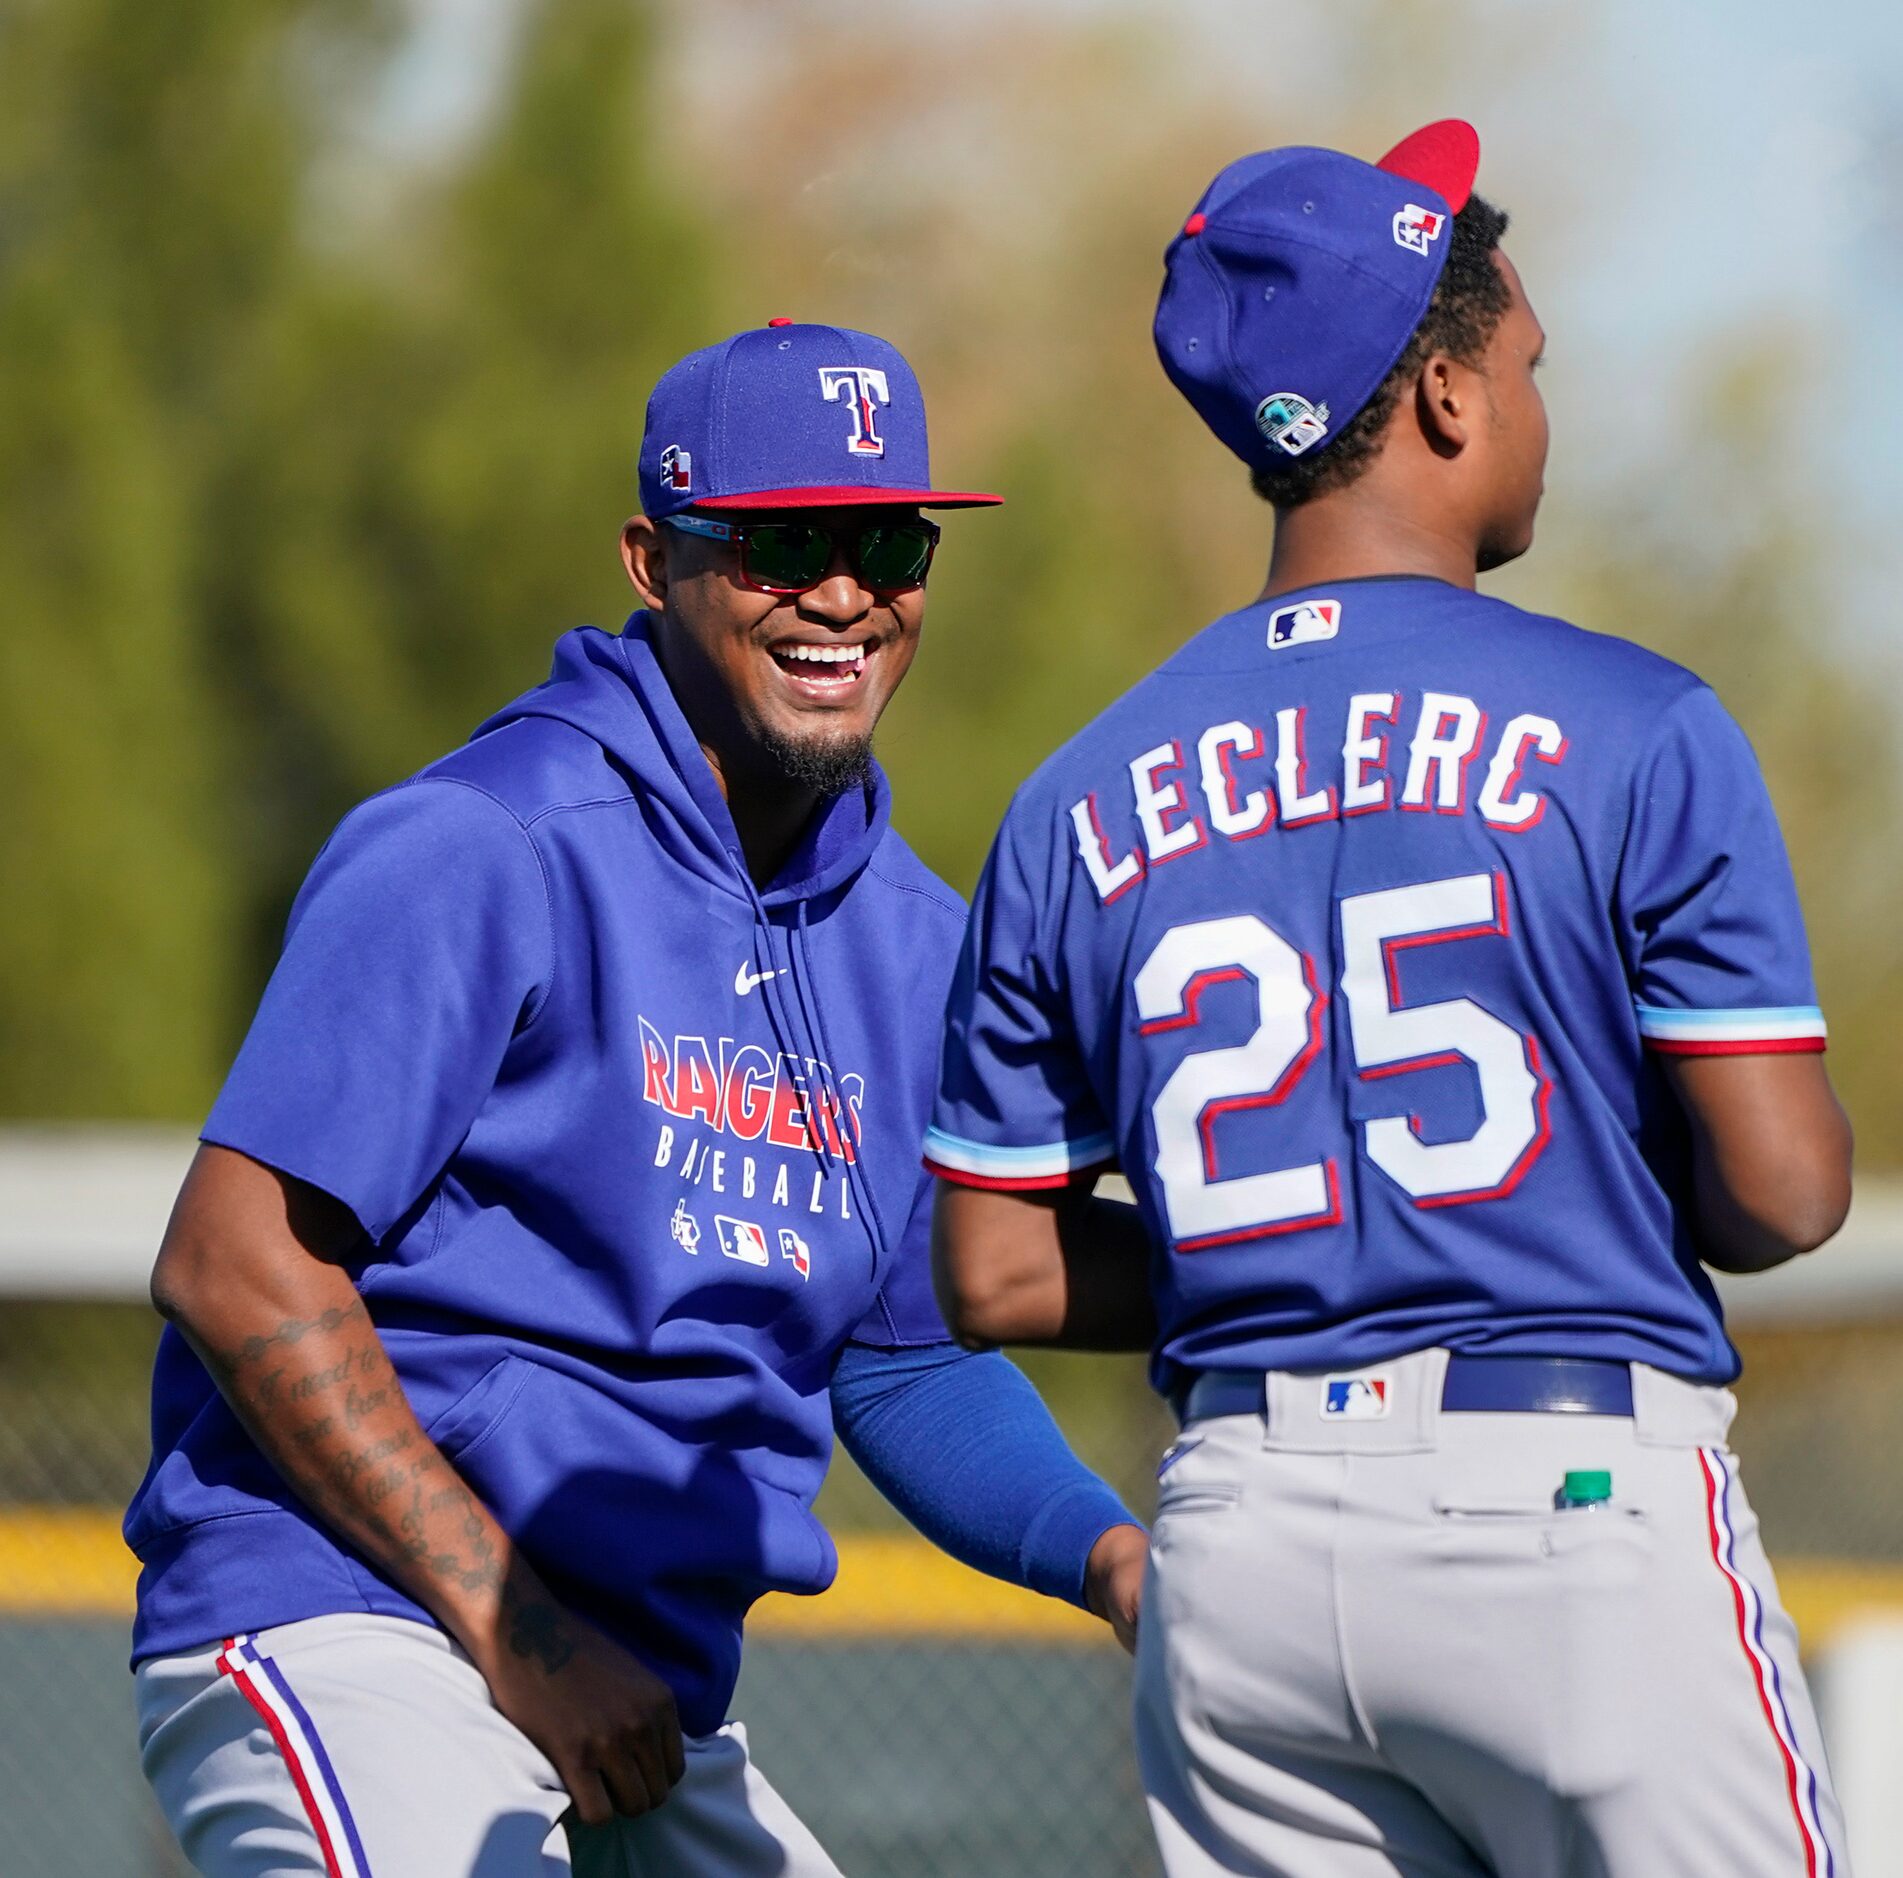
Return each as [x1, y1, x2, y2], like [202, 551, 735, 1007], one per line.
[1323, 1375, 1392, 1420]
[1268, 597, 1342, 648]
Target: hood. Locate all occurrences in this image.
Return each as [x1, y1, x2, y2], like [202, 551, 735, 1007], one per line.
[476, 612, 893, 908]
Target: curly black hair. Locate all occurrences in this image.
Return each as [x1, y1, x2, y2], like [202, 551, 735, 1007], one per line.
[1251, 193, 1512, 510]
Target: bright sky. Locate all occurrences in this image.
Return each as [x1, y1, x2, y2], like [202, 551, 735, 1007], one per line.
[378, 0, 1903, 647]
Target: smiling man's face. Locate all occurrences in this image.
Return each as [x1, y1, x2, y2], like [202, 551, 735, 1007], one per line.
[625, 506, 927, 798]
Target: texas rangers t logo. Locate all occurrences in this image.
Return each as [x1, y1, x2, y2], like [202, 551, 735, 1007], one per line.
[818, 367, 890, 457]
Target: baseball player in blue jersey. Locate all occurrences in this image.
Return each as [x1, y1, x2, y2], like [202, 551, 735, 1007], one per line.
[926, 122, 1855, 1875]
[127, 320, 1146, 1877]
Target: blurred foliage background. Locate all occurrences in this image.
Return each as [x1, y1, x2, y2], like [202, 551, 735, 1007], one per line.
[5, 0, 1899, 1155]
[5, 2, 1903, 1869]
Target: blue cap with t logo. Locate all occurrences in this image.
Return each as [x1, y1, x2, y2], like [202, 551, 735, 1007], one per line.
[637, 320, 1002, 519]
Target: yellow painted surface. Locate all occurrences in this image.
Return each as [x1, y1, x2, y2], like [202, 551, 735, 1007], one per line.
[4, 1511, 1901, 1651]
[0, 1510, 141, 1616]
[752, 1534, 1103, 1642]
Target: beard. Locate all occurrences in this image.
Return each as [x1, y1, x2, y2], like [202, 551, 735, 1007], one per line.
[755, 722, 876, 798]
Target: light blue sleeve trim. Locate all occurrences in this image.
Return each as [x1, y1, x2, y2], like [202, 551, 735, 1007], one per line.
[922, 1124, 1117, 1181]
[1633, 1001, 1826, 1040]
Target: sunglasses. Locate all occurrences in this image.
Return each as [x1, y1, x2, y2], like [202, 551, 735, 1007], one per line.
[667, 513, 940, 595]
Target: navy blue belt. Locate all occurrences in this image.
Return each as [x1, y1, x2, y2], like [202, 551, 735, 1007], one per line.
[1181, 1354, 1634, 1424]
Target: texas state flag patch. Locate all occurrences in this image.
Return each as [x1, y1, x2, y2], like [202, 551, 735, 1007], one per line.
[1268, 598, 1341, 649]
[1322, 1375, 1391, 1420]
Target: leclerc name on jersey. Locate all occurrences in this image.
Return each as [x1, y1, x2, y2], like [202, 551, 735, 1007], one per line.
[1070, 690, 1565, 901]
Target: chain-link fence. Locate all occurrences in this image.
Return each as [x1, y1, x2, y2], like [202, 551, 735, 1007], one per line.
[0, 1294, 1172, 1878]
[6, 1257, 1903, 1875]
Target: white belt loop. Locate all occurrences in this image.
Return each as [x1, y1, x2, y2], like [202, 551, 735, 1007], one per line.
[1262, 1349, 1447, 1455]
[1630, 1362, 1737, 1448]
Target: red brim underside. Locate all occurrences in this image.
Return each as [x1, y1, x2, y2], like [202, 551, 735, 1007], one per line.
[694, 486, 1004, 510]
[1376, 119, 1480, 215]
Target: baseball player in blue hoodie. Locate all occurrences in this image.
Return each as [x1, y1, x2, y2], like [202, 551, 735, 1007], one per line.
[128, 320, 1147, 1877]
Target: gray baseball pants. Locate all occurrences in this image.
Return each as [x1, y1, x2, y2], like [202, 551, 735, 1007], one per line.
[1134, 1349, 1849, 1877]
[135, 1613, 844, 1878]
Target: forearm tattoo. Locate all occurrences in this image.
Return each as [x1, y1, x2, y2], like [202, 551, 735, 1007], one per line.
[208, 1301, 516, 1626]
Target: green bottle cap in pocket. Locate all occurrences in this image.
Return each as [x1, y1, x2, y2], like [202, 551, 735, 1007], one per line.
[1561, 1469, 1612, 1504]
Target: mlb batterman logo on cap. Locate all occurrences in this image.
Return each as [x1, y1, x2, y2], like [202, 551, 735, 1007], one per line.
[637, 319, 1002, 519]
[1153, 119, 1482, 472]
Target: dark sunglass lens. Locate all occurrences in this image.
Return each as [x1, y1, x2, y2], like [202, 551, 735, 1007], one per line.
[745, 523, 833, 591]
[857, 524, 935, 590]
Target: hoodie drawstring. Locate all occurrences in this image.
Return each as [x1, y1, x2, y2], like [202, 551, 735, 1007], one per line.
[792, 898, 894, 1267]
[733, 874, 888, 1292]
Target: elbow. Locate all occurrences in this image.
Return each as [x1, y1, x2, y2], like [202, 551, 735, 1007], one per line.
[938, 1275, 1064, 1350]
[148, 1230, 211, 1331]
[1775, 1176, 1853, 1260]
[1703, 1099, 1854, 1273]
[931, 1256, 1012, 1350]
[1760, 1119, 1856, 1261]
[1708, 1175, 1852, 1273]
[931, 1234, 1057, 1349]
[930, 1182, 1068, 1348]
[945, 1299, 1015, 1353]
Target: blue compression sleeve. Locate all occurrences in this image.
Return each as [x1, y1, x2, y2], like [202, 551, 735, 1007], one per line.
[830, 1340, 1139, 1610]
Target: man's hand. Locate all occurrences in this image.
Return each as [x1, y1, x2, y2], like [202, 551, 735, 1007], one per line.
[470, 1574, 685, 1826]
[1084, 1522, 1149, 1655]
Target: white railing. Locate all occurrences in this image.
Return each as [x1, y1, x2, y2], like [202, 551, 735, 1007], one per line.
[4, 1127, 1901, 1315]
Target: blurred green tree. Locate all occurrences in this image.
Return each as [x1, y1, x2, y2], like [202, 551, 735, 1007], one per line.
[690, 13, 1903, 1169]
[0, 0, 352, 1116]
[0, 0, 715, 1119]
[1, 0, 1897, 1175]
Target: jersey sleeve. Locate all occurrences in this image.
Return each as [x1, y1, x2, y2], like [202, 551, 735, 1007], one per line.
[1616, 686, 1825, 1056]
[202, 779, 554, 1240]
[926, 807, 1116, 1189]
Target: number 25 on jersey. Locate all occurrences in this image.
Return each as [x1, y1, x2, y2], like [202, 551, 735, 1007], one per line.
[1134, 870, 1551, 1249]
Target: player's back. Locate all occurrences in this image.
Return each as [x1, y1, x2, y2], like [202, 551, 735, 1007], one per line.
[929, 576, 1824, 1391]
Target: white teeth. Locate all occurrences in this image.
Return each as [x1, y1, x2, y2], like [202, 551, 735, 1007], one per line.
[777, 643, 866, 666]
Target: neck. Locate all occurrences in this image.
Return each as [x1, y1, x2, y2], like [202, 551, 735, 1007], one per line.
[689, 737, 820, 889]
[646, 624, 820, 886]
[1260, 485, 1479, 601]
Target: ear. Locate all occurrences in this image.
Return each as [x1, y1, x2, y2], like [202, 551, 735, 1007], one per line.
[1414, 353, 1476, 460]
[621, 515, 670, 609]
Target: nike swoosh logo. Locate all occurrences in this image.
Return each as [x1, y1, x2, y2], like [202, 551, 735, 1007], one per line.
[734, 962, 784, 996]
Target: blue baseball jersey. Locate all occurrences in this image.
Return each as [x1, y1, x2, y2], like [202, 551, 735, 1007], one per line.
[928, 577, 1825, 1391]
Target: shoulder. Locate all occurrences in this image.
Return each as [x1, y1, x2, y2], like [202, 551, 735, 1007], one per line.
[1009, 599, 1292, 810]
[304, 777, 551, 942]
[1454, 590, 1708, 713]
[421, 716, 634, 830]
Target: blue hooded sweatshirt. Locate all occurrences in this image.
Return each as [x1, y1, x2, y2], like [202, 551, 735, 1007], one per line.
[125, 617, 1127, 1736]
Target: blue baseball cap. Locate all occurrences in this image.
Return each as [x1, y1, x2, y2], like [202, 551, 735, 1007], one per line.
[1154, 120, 1481, 471]
[637, 320, 1002, 519]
